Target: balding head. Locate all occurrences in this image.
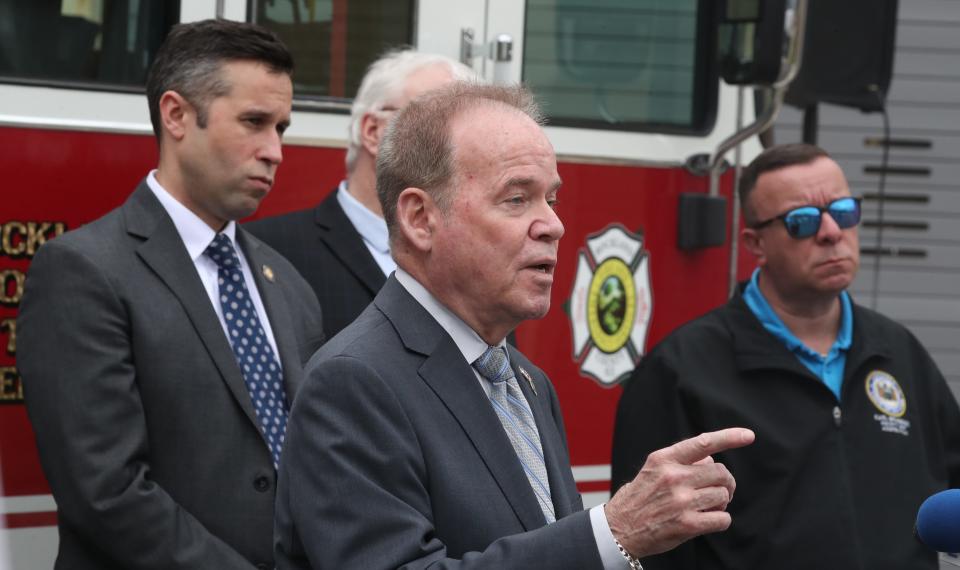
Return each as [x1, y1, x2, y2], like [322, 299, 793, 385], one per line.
[376, 82, 544, 242]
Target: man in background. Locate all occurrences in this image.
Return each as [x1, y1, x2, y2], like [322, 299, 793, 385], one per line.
[612, 143, 960, 569]
[247, 49, 475, 339]
[18, 19, 324, 569]
[276, 82, 755, 569]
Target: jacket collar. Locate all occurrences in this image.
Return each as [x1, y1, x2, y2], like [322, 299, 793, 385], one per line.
[123, 181, 300, 439]
[374, 276, 554, 530]
[314, 190, 386, 294]
[725, 285, 892, 381]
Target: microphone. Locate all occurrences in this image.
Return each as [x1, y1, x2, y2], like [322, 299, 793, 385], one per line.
[916, 489, 960, 552]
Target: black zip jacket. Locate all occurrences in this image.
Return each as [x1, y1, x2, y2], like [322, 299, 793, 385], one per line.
[612, 292, 960, 570]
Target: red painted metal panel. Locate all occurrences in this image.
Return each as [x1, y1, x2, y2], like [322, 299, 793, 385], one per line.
[0, 124, 753, 519]
[2, 511, 58, 529]
[514, 161, 744, 467]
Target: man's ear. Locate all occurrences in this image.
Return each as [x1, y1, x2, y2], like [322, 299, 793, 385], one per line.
[396, 187, 437, 252]
[359, 112, 384, 157]
[159, 91, 192, 141]
[741, 228, 767, 265]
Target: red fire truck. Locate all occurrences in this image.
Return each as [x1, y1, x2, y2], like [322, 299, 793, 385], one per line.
[0, 0, 791, 566]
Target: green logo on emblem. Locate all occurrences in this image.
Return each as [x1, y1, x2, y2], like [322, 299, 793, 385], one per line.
[569, 225, 653, 386]
[598, 276, 626, 335]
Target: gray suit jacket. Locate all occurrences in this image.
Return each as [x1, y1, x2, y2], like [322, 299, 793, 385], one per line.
[17, 181, 325, 570]
[275, 276, 603, 569]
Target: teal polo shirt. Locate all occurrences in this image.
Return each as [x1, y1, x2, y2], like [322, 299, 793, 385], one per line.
[743, 269, 853, 401]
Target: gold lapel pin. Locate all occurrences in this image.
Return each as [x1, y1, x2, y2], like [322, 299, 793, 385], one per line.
[262, 265, 275, 282]
[518, 366, 537, 396]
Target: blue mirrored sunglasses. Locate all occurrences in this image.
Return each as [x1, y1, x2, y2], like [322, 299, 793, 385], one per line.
[751, 197, 862, 239]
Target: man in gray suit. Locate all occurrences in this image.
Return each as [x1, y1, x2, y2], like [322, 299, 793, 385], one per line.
[17, 19, 324, 570]
[276, 82, 754, 569]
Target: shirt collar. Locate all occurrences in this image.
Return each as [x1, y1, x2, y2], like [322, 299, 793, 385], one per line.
[835, 288, 853, 350]
[337, 180, 390, 254]
[743, 267, 853, 356]
[394, 267, 501, 366]
[146, 170, 237, 260]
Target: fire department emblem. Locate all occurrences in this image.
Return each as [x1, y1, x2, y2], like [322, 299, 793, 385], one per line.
[568, 224, 652, 386]
[866, 370, 906, 418]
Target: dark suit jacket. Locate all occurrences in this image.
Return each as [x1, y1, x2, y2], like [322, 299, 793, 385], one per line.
[245, 189, 386, 340]
[275, 276, 603, 569]
[17, 182, 325, 570]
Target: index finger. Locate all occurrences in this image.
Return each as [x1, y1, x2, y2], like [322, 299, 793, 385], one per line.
[665, 428, 755, 465]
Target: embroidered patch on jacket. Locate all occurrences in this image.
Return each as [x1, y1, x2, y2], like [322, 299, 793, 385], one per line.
[865, 370, 910, 436]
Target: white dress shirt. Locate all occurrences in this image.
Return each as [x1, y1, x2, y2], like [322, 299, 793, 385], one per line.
[336, 180, 396, 276]
[146, 171, 282, 366]
[394, 268, 628, 569]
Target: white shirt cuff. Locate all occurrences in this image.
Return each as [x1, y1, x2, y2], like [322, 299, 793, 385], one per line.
[589, 504, 632, 569]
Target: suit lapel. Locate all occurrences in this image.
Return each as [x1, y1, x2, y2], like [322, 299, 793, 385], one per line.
[315, 192, 386, 294]
[124, 183, 260, 428]
[237, 229, 303, 403]
[376, 278, 548, 531]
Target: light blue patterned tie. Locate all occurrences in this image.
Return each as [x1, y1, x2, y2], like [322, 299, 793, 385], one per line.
[473, 346, 555, 523]
[205, 233, 288, 470]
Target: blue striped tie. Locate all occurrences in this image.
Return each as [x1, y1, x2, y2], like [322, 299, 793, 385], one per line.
[473, 346, 555, 523]
[205, 233, 288, 470]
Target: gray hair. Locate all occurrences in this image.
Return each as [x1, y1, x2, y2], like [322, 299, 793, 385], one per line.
[345, 48, 476, 172]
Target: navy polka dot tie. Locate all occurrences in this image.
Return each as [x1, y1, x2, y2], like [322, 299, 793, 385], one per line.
[205, 233, 288, 469]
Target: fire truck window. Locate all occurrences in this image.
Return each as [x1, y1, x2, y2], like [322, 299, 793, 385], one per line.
[250, 0, 415, 100]
[0, 1, 179, 88]
[524, 0, 716, 133]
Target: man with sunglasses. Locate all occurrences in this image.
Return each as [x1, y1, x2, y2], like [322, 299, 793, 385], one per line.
[611, 143, 960, 569]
